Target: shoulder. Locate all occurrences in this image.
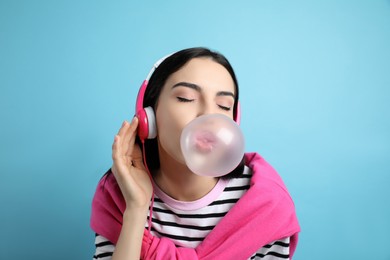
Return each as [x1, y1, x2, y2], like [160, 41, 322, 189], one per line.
[90, 170, 125, 244]
[92, 170, 125, 211]
[244, 152, 300, 254]
[245, 152, 291, 196]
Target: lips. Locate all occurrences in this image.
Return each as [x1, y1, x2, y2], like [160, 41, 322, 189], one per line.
[193, 131, 217, 153]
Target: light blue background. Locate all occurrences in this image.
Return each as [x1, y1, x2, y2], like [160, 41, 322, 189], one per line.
[1, 1, 389, 259]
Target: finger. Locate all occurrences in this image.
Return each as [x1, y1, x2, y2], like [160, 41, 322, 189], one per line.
[117, 120, 130, 140]
[126, 118, 142, 157]
[115, 119, 136, 159]
[112, 135, 122, 161]
[123, 117, 139, 156]
[113, 121, 129, 157]
[112, 135, 132, 179]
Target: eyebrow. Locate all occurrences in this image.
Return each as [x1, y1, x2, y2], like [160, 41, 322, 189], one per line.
[172, 81, 235, 98]
[172, 82, 201, 91]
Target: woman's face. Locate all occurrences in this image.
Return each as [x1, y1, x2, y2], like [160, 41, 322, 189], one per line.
[155, 57, 236, 165]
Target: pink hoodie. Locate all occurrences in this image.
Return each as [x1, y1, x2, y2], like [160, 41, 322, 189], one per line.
[91, 153, 300, 259]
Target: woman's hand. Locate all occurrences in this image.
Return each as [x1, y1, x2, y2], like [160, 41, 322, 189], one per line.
[111, 117, 153, 211]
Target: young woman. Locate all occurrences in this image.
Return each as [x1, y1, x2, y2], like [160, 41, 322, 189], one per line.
[91, 47, 300, 259]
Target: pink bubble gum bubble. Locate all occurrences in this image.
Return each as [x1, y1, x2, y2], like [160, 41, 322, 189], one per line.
[193, 131, 217, 153]
[180, 114, 245, 177]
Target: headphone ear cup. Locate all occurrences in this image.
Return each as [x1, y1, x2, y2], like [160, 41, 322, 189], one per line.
[234, 101, 241, 125]
[144, 106, 157, 139]
[136, 106, 157, 141]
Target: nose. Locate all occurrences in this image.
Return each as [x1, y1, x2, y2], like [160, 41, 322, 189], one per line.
[197, 100, 216, 118]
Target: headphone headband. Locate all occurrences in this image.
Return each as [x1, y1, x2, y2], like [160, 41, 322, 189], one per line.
[135, 54, 172, 116]
[145, 54, 172, 81]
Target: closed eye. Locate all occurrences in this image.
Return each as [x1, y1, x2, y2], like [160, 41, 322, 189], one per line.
[177, 97, 195, 102]
[218, 105, 231, 111]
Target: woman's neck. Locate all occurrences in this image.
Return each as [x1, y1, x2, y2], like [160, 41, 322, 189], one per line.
[154, 149, 218, 202]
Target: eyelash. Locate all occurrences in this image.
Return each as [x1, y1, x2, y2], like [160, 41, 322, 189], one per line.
[177, 97, 194, 102]
[177, 97, 231, 111]
[218, 105, 231, 111]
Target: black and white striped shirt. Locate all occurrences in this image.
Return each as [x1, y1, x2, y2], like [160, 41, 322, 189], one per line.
[93, 166, 290, 259]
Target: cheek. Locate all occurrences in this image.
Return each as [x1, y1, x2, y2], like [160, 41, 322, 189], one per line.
[157, 107, 183, 135]
[156, 101, 194, 135]
[156, 105, 190, 161]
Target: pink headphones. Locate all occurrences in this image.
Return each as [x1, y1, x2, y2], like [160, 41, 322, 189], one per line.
[135, 54, 241, 141]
